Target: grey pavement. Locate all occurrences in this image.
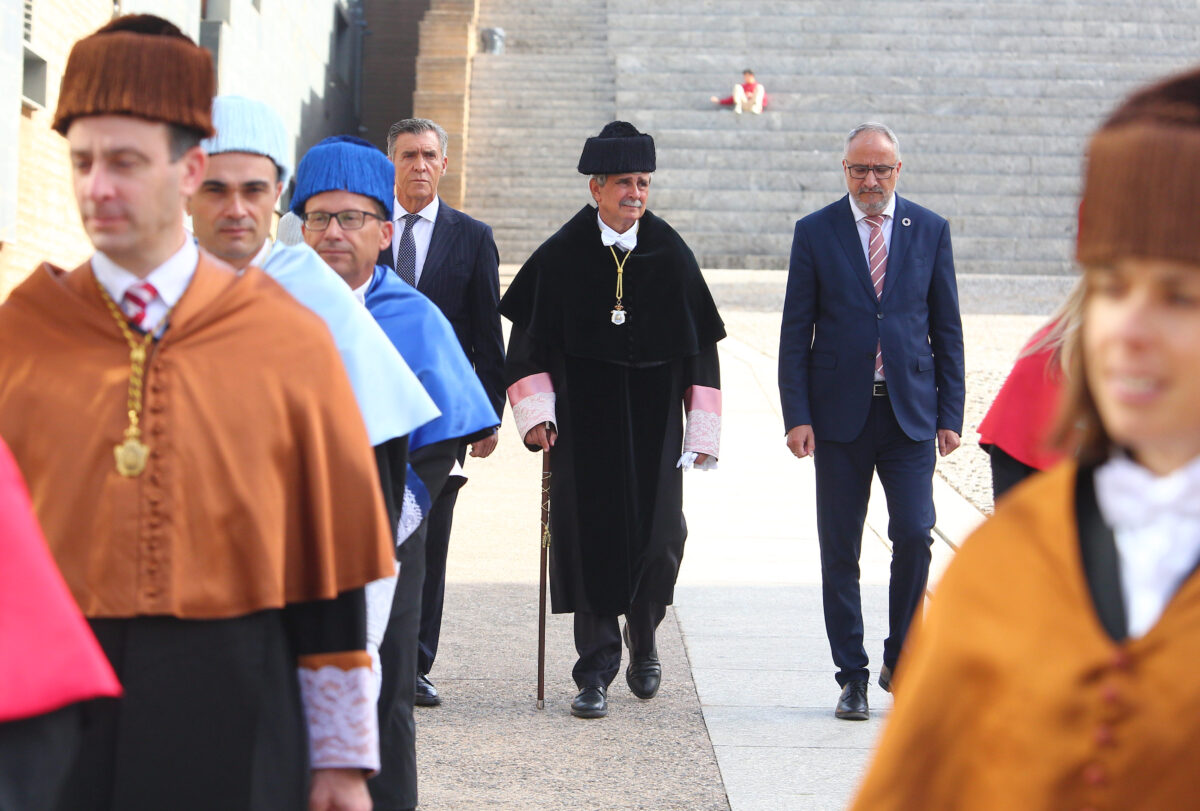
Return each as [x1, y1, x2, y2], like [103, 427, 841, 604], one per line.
[412, 269, 1063, 809]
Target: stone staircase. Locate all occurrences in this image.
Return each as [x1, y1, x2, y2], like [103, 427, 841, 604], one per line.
[465, 0, 1200, 271]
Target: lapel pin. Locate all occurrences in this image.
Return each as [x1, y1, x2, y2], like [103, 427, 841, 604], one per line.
[901, 217, 911, 227]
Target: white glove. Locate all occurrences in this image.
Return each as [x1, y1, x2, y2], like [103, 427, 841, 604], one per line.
[676, 452, 717, 471]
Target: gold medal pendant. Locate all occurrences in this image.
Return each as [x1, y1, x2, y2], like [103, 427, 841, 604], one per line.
[609, 245, 632, 326]
[114, 431, 149, 477]
[94, 276, 173, 479]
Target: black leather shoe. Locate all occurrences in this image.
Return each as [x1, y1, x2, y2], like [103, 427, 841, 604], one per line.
[570, 685, 608, 718]
[415, 673, 441, 707]
[835, 680, 869, 720]
[878, 664, 893, 694]
[622, 623, 662, 699]
[626, 658, 662, 699]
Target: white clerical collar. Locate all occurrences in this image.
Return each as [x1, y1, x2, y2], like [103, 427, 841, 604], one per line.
[92, 236, 197, 309]
[394, 196, 438, 225]
[848, 193, 896, 224]
[597, 212, 638, 251]
[351, 276, 371, 306]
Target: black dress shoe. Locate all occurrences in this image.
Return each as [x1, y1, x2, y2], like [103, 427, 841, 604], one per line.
[570, 685, 608, 718]
[622, 623, 662, 699]
[626, 658, 662, 699]
[415, 672, 441, 706]
[835, 680, 869, 720]
[878, 664, 893, 694]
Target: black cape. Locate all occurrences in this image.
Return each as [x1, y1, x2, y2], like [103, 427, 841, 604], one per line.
[499, 206, 724, 364]
[500, 206, 724, 615]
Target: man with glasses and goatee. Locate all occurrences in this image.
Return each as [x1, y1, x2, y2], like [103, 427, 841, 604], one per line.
[778, 122, 965, 722]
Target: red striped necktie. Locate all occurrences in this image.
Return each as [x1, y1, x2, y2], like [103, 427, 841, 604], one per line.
[120, 280, 158, 330]
[864, 215, 888, 379]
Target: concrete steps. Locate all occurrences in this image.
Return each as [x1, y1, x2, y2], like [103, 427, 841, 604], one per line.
[462, 0, 1200, 270]
[465, 0, 615, 266]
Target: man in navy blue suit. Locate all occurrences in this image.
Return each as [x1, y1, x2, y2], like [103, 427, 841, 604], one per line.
[381, 118, 506, 713]
[778, 122, 964, 721]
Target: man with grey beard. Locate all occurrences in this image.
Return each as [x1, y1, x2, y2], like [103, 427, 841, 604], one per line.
[778, 122, 965, 722]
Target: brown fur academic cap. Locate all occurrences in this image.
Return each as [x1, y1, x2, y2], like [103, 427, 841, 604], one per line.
[1077, 66, 1200, 266]
[52, 14, 215, 137]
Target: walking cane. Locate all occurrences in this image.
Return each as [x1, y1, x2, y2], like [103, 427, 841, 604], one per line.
[537, 448, 551, 710]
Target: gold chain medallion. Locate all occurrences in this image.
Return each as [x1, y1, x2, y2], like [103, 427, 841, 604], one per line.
[94, 277, 172, 478]
[609, 245, 632, 325]
[114, 427, 150, 477]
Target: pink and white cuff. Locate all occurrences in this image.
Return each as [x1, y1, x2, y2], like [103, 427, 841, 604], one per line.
[508, 373, 557, 442]
[683, 385, 722, 459]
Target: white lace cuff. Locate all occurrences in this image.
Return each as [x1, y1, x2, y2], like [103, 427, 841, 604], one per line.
[397, 486, 425, 544]
[512, 391, 556, 444]
[683, 409, 721, 458]
[298, 662, 380, 772]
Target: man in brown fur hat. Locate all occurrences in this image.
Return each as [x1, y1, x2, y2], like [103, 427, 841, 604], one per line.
[0, 16, 391, 811]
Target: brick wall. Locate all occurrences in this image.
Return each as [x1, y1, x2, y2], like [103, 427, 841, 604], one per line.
[361, 0, 431, 152]
[1, 1, 111, 300]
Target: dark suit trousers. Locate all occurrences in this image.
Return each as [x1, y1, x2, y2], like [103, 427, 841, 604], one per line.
[572, 601, 666, 689]
[814, 393, 935, 687]
[370, 521, 424, 811]
[417, 443, 468, 676]
[371, 438, 456, 811]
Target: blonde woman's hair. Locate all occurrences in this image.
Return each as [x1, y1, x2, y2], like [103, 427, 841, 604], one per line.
[1019, 277, 1086, 374]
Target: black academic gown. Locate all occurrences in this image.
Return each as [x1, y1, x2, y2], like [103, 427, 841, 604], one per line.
[500, 206, 725, 616]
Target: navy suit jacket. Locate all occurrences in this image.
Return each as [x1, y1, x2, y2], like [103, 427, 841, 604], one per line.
[778, 194, 964, 444]
[382, 198, 506, 418]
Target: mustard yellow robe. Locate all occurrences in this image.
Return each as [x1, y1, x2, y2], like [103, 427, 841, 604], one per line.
[852, 462, 1200, 810]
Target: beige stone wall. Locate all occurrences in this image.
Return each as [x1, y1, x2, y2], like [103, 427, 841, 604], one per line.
[1, 2, 112, 301]
[412, 0, 478, 209]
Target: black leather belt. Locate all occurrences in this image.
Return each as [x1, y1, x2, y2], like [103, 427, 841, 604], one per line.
[872, 381, 888, 397]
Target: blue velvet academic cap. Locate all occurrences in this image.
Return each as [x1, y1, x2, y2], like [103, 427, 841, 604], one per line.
[291, 135, 394, 218]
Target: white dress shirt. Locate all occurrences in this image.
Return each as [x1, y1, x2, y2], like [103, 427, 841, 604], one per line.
[1095, 454, 1200, 638]
[597, 212, 638, 251]
[390, 196, 439, 286]
[848, 193, 896, 264]
[92, 237, 198, 336]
